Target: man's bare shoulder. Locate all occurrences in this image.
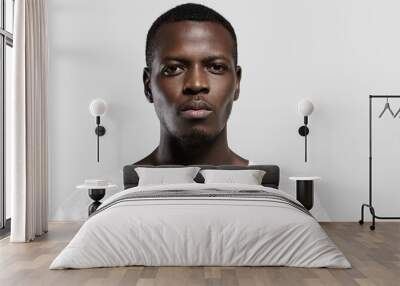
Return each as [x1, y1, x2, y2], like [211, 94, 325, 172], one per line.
[132, 152, 157, 165]
[230, 150, 249, 166]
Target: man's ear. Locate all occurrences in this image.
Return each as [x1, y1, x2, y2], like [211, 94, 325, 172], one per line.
[143, 67, 153, 103]
[233, 65, 242, 101]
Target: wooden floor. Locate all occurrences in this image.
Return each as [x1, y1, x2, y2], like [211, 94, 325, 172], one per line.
[0, 222, 399, 286]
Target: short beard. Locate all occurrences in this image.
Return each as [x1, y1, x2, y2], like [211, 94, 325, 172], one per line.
[177, 128, 216, 149]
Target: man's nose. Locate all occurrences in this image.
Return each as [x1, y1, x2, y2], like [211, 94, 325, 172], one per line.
[183, 64, 210, 95]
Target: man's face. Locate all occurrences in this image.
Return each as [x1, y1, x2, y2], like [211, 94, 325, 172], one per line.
[143, 21, 241, 143]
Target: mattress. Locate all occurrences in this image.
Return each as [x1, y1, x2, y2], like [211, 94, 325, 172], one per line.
[50, 183, 351, 269]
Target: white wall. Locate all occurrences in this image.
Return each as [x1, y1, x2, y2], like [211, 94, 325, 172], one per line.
[47, 0, 400, 221]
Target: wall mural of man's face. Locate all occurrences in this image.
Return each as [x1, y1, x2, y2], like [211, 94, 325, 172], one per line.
[143, 21, 242, 144]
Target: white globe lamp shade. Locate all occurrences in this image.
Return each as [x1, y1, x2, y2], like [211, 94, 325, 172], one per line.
[298, 99, 314, 116]
[89, 99, 107, 117]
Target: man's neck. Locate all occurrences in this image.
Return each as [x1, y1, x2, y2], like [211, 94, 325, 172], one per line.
[155, 127, 234, 165]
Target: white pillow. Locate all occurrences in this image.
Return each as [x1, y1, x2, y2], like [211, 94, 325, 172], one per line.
[135, 167, 201, 186]
[200, 169, 266, 185]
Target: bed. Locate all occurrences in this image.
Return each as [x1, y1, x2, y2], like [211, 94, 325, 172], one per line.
[50, 164, 351, 269]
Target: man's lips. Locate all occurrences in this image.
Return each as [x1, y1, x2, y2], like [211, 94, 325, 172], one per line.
[180, 109, 213, 119]
[179, 100, 213, 119]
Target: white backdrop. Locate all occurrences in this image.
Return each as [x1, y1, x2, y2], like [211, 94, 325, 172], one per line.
[47, 0, 400, 221]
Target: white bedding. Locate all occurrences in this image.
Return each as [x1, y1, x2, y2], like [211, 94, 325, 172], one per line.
[50, 183, 351, 269]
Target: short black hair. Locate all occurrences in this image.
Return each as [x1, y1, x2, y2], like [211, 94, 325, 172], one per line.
[145, 3, 238, 67]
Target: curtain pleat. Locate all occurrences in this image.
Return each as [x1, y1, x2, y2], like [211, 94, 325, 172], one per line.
[10, 0, 48, 242]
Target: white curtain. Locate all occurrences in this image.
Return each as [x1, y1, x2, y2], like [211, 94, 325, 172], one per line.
[8, 0, 48, 242]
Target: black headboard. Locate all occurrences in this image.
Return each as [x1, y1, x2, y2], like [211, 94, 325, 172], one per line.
[123, 164, 280, 190]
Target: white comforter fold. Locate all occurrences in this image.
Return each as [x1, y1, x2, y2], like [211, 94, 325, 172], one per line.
[50, 183, 351, 269]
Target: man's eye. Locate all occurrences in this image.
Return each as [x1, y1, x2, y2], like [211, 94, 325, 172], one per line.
[208, 63, 227, 74]
[162, 65, 183, 76]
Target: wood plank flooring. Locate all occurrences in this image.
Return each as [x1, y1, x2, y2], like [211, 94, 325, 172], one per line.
[0, 222, 399, 286]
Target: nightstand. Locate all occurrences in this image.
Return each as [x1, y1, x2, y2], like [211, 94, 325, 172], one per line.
[77, 182, 117, 216]
[289, 177, 321, 210]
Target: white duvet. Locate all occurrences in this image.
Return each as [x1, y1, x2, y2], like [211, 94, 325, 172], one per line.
[50, 183, 351, 269]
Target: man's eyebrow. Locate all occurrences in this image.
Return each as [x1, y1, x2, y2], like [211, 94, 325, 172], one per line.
[161, 55, 232, 64]
[160, 56, 190, 64]
[202, 55, 231, 62]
